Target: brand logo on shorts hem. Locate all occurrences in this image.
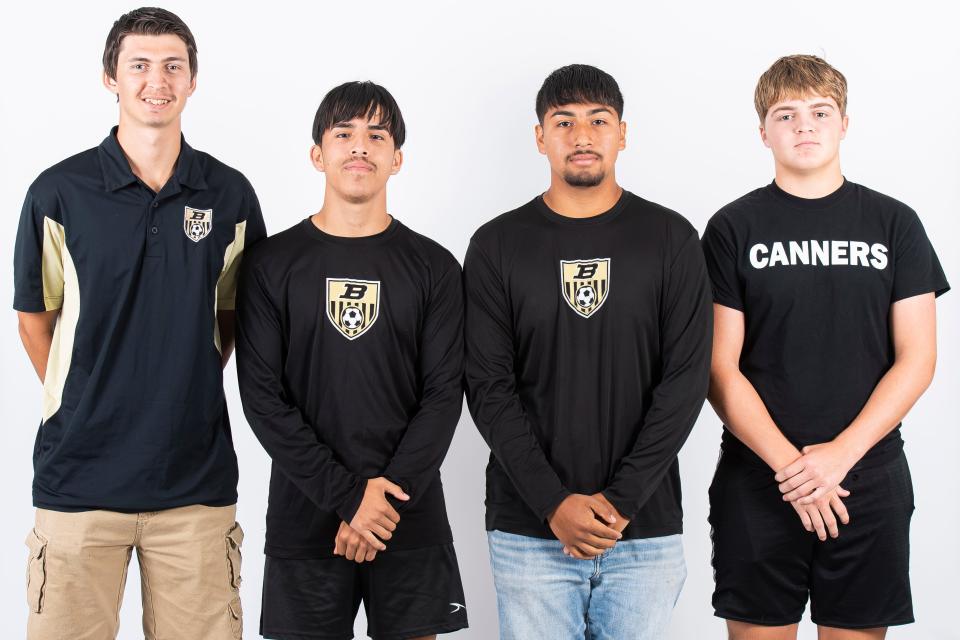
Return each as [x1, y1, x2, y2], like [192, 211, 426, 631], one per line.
[449, 602, 466, 614]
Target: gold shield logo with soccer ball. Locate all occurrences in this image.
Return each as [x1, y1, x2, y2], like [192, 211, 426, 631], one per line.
[326, 278, 381, 340]
[560, 258, 610, 318]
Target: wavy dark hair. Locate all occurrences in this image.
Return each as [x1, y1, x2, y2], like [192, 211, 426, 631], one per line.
[312, 81, 406, 149]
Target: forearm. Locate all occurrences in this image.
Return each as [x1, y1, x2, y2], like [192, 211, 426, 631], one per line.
[834, 357, 935, 460]
[709, 367, 800, 471]
[17, 310, 58, 382]
[382, 396, 462, 508]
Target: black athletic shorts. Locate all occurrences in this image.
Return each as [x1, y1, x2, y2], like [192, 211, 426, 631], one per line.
[261, 543, 468, 640]
[709, 446, 914, 629]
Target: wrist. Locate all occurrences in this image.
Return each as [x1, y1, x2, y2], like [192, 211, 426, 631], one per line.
[831, 433, 865, 469]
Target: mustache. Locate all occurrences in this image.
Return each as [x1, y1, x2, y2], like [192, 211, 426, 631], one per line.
[567, 151, 602, 161]
[342, 158, 376, 170]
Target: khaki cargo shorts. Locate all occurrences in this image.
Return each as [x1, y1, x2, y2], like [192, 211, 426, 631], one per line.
[25, 504, 244, 640]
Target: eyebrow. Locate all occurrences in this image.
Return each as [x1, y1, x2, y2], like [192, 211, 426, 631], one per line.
[549, 107, 613, 118]
[126, 56, 187, 63]
[331, 122, 389, 132]
[809, 103, 835, 110]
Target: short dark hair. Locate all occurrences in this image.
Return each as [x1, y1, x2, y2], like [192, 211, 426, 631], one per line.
[536, 64, 624, 123]
[103, 7, 198, 80]
[312, 81, 406, 149]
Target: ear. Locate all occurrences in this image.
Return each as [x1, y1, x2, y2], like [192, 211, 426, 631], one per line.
[535, 123, 546, 155]
[310, 144, 325, 173]
[839, 113, 849, 141]
[187, 71, 197, 97]
[390, 148, 403, 175]
[618, 120, 626, 151]
[102, 70, 119, 96]
[759, 125, 771, 149]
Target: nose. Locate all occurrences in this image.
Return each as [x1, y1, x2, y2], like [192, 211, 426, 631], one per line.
[795, 113, 816, 133]
[350, 140, 369, 157]
[145, 66, 168, 90]
[574, 128, 592, 147]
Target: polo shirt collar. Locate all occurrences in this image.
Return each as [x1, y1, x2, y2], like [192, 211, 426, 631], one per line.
[98, 126, 207, 193]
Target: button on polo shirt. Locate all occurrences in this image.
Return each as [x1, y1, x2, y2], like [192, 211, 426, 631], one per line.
[13, 127, 267, 512]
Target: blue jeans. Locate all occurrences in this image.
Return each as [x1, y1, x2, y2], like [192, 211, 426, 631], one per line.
[488, 530, 686, 640]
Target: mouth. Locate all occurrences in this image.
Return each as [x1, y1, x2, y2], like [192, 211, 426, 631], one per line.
[794, 141, 819, 148]
[344, 162, 375, 172]
[568, 153, 601, 165]
[142, 97, 172, 106]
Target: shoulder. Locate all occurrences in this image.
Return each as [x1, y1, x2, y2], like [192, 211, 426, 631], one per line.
[849, 181, 919, 222]
[469, 199, 540, 249]
[398, 223, 461, 274]
[708, 186, 769, 228]
[27, 147, 101, 210]
[192, 148, 257, 194]
[243, 221, 308, 272]
[625, 192, 698, 239]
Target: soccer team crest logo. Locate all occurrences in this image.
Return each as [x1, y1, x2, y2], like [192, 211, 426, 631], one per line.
[560, 258, 610, 318]
[184, 206, 213, 242]
[326, 278, 381, 340]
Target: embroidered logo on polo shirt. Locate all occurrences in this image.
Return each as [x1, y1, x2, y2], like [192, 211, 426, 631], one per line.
[560, 258, 611, 318]
[326, 278, 381, 340]
[184, 206, 213, 242]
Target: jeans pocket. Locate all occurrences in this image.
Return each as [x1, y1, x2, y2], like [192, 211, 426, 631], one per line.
[225, 522, 244, 590]
[25, 528, 48, 613]
[227, 595, 243, 639]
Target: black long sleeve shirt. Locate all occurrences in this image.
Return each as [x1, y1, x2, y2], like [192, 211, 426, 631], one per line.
[464, 192, 712, 539]
[236, 218, 463, 557]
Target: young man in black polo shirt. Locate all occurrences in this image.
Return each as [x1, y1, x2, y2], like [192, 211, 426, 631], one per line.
[464, 64, 712, 639]
[14, 8, 265, 639]
[703, 55, 949, 639]
[236, 81, 467, 640]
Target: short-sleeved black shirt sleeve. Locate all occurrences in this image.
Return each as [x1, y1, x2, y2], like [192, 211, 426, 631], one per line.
[13, 128, 267, 511]
[702, 179, 949, 464]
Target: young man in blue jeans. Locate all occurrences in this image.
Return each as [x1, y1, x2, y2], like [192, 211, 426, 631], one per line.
[464, 64, 712, 639]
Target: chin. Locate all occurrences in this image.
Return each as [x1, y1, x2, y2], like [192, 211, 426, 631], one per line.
[340, 189, 375, 205]
[563, 170, 605, 188]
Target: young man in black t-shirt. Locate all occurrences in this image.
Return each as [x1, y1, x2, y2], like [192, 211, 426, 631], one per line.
[703, 55, 949, 639]
[464, 64, 712, 639]
[235, 82, 467, 640]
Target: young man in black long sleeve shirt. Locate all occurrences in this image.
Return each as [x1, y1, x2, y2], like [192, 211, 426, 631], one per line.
[236, 82, 467, 640]
[464, 64, 712, 639]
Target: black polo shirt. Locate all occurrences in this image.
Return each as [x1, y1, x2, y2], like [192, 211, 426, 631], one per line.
[13, 127, 267, 512]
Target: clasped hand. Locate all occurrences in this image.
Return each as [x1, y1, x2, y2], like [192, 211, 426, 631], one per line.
[334, 477, 409, 563]
[775, 442, 859, 540]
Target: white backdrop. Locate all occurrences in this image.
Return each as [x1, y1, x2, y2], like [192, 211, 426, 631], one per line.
[1, 1, 957, 638]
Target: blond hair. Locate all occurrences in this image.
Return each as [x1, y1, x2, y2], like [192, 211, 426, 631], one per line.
[754, 55, 847, 122]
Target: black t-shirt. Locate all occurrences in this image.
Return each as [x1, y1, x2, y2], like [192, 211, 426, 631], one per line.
[13, 129, 266, 511]
[464, 191, 712, 540]
[702, 179, 950, 465]
[235, 218, 463, 558]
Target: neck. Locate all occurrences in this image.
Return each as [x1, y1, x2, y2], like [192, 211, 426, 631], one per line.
[116, 118, 182, 193]
[542, 173, 623, 218]
[773, 158, 844, 199]
[312, 188, 391, 238]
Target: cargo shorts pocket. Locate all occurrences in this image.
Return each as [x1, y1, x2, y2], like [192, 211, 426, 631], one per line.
[225, 522, 244, 590]
[227, 596, 242, 639]
[25, 529, 48, 613]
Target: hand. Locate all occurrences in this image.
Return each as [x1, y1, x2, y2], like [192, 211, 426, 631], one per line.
[547, 494, 621, 560]
[790, 486, 851, 541]
[561, 493, 631, 556]
[348, 477, 409, 551]
[775, 441, 859, 505]
[333, 521, 378, 563]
